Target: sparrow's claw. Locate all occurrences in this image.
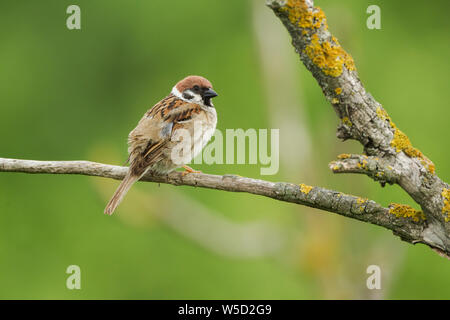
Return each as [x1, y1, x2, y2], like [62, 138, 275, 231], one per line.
[182, 165, 202, 176]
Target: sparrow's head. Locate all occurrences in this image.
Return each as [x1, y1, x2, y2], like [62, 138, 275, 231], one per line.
[172, 75, 218, 107]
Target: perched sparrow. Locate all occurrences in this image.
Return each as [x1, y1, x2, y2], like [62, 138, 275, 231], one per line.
[104, 75, 218, 215]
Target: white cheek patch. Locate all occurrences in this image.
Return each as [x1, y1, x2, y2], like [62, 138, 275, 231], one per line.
[186, 90, 203, 104]
[171, 86, 184, 99]
[171, 86, 206, 107]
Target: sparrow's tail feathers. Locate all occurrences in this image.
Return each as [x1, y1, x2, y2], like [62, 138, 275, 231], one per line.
[104, 173, 140, 215]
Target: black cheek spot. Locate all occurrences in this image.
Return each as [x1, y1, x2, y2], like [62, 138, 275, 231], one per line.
[183, 92, 194, 100]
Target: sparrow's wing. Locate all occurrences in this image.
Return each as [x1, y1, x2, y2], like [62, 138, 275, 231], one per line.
[127, 95, 203, 174]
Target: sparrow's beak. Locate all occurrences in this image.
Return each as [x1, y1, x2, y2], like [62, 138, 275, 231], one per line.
[203, 88, 218, 98]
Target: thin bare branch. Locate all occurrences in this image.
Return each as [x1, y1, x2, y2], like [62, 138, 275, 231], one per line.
[0, 157, 429, 249]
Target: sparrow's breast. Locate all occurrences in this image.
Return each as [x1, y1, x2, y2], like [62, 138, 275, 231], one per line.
[189, 107, 217, 161]
[200, 107, 217, 148]
[163, 105, 217, 168]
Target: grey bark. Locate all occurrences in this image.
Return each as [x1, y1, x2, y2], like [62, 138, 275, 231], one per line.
[267, 0, 449, 257]
[0, 157, 432, 253]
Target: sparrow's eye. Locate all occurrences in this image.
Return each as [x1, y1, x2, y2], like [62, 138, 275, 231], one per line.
[193, 85, 200, 92]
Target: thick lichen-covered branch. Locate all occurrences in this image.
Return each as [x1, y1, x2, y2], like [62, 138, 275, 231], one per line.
[267, 0, 450, 256]
[0, 157, 429, 248]
[375, 106, 435, 174]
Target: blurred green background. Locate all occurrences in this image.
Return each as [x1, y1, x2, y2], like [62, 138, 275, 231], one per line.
[0, 0, 448, 299]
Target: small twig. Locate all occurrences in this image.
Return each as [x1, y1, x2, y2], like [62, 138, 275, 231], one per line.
[329, 154, 400, 186]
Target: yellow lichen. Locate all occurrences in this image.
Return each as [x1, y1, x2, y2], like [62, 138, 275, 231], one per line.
[375, 172, 384, 178]
[337, 153, 351, 159]
[389, 203, 426, 222]
[356, 198, 368, 212]
[391, 129, 418, 155]
[305, 34, 355, 77]
[376, 106, 389, 121]
[281, 0, 327, 30]
[300, 183, 313, 194]
[357, 198, 367, 205]
[333, 165, 339, 171]
[427, 162, 436, 175]
[390, 127, 435, 174]
[332, 98, 339, 104]
[335, 87, 342, 95]
[359, 159, 368, 169]
[442, 188, 450, 222]
[280, 1, 355, 77]
[342, 116, 352, 127]
[331, 36, 356, 71]
[376, 106, 435, 174]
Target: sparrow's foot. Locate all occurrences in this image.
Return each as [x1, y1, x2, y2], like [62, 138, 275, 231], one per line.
[182, 165, 202, 176]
